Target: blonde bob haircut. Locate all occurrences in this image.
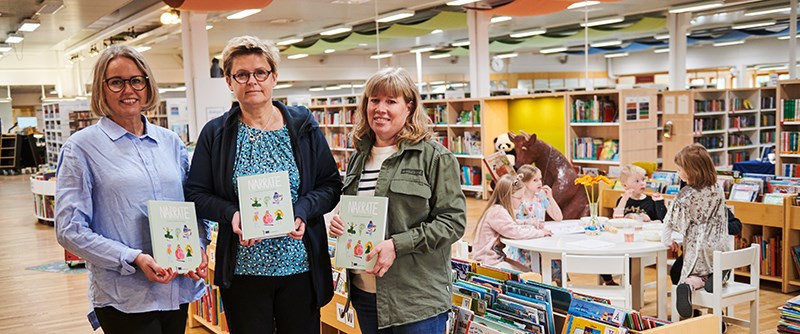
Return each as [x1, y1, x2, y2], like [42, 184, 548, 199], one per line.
[674, 143, 717, 189]
[472, 174, 524, 238]
[222, 36, 280, 78]
[90, 44, 159, 118]
[351, 67, 431, 149]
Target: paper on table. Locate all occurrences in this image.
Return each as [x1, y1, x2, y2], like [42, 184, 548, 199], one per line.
[544, 221, 585, 235]
[565, 239, 615, 250]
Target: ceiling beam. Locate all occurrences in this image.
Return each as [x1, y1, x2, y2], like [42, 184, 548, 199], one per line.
[64, 2, 169, 56]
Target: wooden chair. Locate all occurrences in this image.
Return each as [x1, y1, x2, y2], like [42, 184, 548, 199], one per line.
[562, 252, 632, 309]
[670, 244, 759, 334]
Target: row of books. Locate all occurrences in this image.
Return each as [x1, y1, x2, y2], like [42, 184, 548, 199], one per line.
[327, 132, 353, 150]
[728, 115, 756, 128]
[735, 234, 782, 277]
[780, 132, 800, 153]
[782, 99, 800, 121]
[695, 99, 726, 113]
[333, 154, 349, 173]
[778, 294, 800, 333]
[728, 133, 754, 147]
[311, 109, 356, 126]
[451, 131, 482, 156]
[762, 113, 776, 127]
[461, 166, 482, 187]
[456, 106, 481, 125]
[32, 195, 54, 219]
[572, 137, 618, 161]
[427, 104, 448, 125]
[695, 135, 724, 150]
[729, 98, 754, 111]
[571, 96, 618, 123]
[762, 96, 777, 110]
[762, 131, 776, 144]
[784, 164, 800, 178]
[192, 282, 228, 331]
[693, 117, 723, 133]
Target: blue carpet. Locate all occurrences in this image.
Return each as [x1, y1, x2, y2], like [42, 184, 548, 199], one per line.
[26, 260, 87, 274]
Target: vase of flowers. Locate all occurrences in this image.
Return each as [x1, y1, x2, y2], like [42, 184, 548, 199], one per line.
[574, 175, 613, 230]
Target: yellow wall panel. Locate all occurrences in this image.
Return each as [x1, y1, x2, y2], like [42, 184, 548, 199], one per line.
[508, 97, 566, 154]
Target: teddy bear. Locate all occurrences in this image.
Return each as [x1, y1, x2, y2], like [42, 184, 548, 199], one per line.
[493, 133, 516, 167]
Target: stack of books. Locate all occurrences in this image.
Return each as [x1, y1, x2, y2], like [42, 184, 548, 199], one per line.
[779, 295, 800, 333]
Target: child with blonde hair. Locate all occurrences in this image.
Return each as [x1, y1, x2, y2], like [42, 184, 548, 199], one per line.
[663, 144, 731, 319]
[513, 165, 563, 224]
[472, 174, 552, 271]
[613, 164, 667, 222]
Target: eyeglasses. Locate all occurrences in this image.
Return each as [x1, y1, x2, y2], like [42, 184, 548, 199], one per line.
[231, 69, 273, 84]
[105, 76, 148, 93]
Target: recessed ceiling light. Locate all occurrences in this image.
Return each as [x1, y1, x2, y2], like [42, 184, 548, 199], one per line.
[654, 33, 670, 40]
[206, 25, 213, 30]
[580, 16, 624, 27]
[591, 39, 622, 47]
[669, 1, 724, 14]
[451, 40, 470, 47]
[431, 29, 443, 34]
[358, 43, 368, 47]
[370, 53, 393, 59]
[567, 1, 600, 10]
[429, 54, 451, 59]
[757, 64, 787, 71]
[410, 45, 435, 53]
[510, 28, 546, 38]
[713, 40, 745, 47]
[654, 47, 669, 53]
[135, 46, 151, 53]
[496, 52, 518, 59]
[779, 35, 800, 40]
[18, 19, 40, 32]
[376, 9, 414, 23]
[540, 46, 567, 54]
[320, 26, 352, 36]
[732, 20, 775, 30]
[5, 33, 23, 44]
[274, 83, 293, 89]
[324, 49, 336, 53]
[604, 52, 628, 58]
[325, 85, 341, 91]
[0, 44, 12, 52]
[446, 0, 479, 6]
[309, 87, 325, 92]
[226, 9, 261, 20]
[745, 6, 791, 16]
[277, 36, 303, 46]
[287, 53, 308, 59]
[490, 16, 512, 24]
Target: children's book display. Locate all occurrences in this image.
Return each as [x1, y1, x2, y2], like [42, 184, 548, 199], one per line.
[333, 195, 388, 270]
[147, 200, 203, 274]
[236, 171, 295, 240]
[779, 295, 800, 334]
[484, 150, 516, 182]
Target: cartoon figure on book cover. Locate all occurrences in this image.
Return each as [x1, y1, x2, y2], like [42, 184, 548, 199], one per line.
[353, 240, 364, 258]
[272, 191, 283, 205]
[253, 211, 259, 223]
[175, 244, 185, 262]
[185, 244, 193, 257]
[163, 227, 173, 239]
[358, 223, 365, 236]
[263, 211, 274, 226]
[166, 243, 172, 256]
[366, 221, 377, 235]
[274, 209, 284, 220]
[365, 241, 373, 254]
[250, 197, 261, 207]
[346, 239, 352, 250]
[346, 222, 356, 234]
[182, 224, 192, 239]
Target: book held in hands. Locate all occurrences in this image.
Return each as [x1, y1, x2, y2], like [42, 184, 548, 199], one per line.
[147, 200, 203, 274]
[334, 195, 388, 270]
[237, 171, 295, 240]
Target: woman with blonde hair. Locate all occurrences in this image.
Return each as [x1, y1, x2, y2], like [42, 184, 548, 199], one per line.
[328, 67, 466, 333]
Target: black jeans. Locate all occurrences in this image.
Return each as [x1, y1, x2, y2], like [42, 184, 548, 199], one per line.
[220, 272, 319, 334]
[94, 303, 188, 334]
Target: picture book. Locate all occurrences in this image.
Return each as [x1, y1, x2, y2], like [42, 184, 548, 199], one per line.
[729, 183, 759, 202]
[792, 245, 800, 278]
[563, 315, 628, 334]
[452, 305, 475, 334]
[146, 200, 203, 274]
[483, 150, 516, 182]
[567, 297, 626, 327]
[237, 171, 295, 240]
[764, 193, 792, 205]
[334, 195, 388, 270]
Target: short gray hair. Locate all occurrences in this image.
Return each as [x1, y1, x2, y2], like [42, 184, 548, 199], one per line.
[222, 36, 280, 77]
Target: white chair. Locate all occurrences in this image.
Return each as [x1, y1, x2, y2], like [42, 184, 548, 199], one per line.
[670, 244, 759, 334]
[562, 252, 632, 309]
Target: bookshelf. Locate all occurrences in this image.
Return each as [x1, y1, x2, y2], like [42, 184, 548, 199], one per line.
[188, 242, 229, 333]
[566, 88, 658, 174]
[785, 197, 800, 292]
[320, 292, 361, 334]
[29, 176, 55, 225]
[42, 100, 90, 165]
[308, 94, 359, 174]
[777, 80, 800, 177]
[68, 110, 98, 134]
[147, 101, 169, 128]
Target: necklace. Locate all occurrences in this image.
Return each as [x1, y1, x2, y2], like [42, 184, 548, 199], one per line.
[245, 107, 277, 142]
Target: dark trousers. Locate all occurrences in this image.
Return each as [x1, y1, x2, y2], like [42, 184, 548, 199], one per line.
[220, 272, 318, 334]
[94, 303, 188, 334]
[350, 285, 449, 334]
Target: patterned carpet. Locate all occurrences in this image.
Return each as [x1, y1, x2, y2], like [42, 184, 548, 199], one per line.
[26, 260, 87, 274]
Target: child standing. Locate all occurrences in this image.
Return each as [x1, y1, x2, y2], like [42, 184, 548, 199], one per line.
[472, 174, 552, 271]
[613, 164, 667, 222]
[662, 144, 731, 319]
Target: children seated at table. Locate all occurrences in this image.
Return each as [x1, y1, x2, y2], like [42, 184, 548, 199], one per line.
[472, 174, 552, 271]
[612, 164, 667, 222]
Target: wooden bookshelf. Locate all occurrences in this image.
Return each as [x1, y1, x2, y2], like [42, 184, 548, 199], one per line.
[777, 80, 800, 177]
[320, 292, 361, 334]
[782, 196, 800, 292]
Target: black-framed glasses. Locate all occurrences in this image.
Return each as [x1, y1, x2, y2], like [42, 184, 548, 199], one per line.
[105, 76, 148, 93]
[231, 69, 272, 84]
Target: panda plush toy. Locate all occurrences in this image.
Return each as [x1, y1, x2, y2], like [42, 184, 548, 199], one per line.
[493, 133, 516, 167]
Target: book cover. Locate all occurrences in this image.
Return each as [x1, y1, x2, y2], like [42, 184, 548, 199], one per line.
[146, 200, 203, 274]
[482, 150, 516, 182]
[237, 171, 295, 240]
[792, 245, 800, 278]
[564, 315, 628, 334]
[334, 195, 388, 270]
[567, 297, 626, 327]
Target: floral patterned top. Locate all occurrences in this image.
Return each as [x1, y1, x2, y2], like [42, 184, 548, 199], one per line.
[516, 190, 549, 223]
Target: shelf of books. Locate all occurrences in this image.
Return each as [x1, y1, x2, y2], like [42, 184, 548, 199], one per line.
[308, 96, 359, 175]
[68, 110, 98, 134]
[786, 197, 800, 292]
[188, 223, 229, 334]
[566, 88, 658, 174]
[30, 172, 56, 224]
[777, 80, 800, 177]
[42, 100, 89, 165]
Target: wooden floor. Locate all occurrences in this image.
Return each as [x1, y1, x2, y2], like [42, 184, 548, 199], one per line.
[0, 174, 791, 333]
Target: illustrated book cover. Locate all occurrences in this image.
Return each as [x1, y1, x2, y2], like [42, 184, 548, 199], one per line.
[147, 200, 203, 274]
[237, 171, 295, 240]
[334, 195, 388, 270]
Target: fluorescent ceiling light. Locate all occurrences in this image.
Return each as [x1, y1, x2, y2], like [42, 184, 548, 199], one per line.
[206, 25, 214, 30]
[540, 46, 567, 54]
[567, 1, 600, 10]
[447, 0, 480, 5]
[339, 84, 353, 88]
[274, 83, 293, 89]
[135, 46, 151, 52]
[429, 54, 451, 59]
[226, 9, 261, 20]
[669, 1, 723, 13]
[496, 52, 518, 59]
[410, 45, 435, 53]
[18, 19, 40, 32]
[158, 86, 187, 93]
[352, 83, 365, 88]
[732, 20, 775, 30]
[591, 39, 622, 47]
[376, 9, 415, 23]
[604, 52, 628, 58]
[654, 33, 670, 40]
[5, 33, 23, 44]
[490, 16, 512, 24]
[0, 44, 11, 52]
[431, 29, 443, 34]
[779, 35, 800, 40]
[451, 40, 470, 47]
[449, 83, 466, 88]
[654, 47, 669, 53]
[580, 16, 624, 27]
[713, 40, 745, 47]
[429, 81, 445, 85]
[510, 28, 546, 38]
[325, 85, 341, 91]
[324, 49, 336, 53]
[370, 53, 393, 59]
[758, 65, 787, 71]
[309, 87, 325, 92]
[277, 36, 303, 46]
[320, 26, 352, 36]
[287, 53, 308, 59]
[745, 6, 791, 16]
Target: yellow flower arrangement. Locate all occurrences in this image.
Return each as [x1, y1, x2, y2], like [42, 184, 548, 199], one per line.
[574, 175, 614, 206]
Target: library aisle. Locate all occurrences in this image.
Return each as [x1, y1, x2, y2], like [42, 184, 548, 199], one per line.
[0, 173, 789, 333]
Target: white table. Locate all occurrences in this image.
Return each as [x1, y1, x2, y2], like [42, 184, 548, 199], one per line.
[502, 219, 670, 319]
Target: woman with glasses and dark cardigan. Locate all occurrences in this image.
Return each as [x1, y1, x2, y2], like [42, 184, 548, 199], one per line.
[55, 44, 207, 334]
[184, 36, 342, 334]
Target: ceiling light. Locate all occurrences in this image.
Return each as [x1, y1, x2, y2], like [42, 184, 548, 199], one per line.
[429, 53, 451, 59]
[274, 83, 293, 89]
[376, 9, 415, 23]
[591, 39, 622, 47]
[540, 46, 567, 54]
[277, 36, 303, 46]
[325, 85, 341, 91]
[654, 33, 670, 40]
[410, 45, 435, 53]
[135, 46, 151, 52]
[568, 1, 600, 9]
[451, 40, 470, 47]
[35, 0, 64, 15]
[430, 81, 445, 85]
[713, 40, 745, 47]
[510, 28, 546, 38]
[18, 19, 40, 32]
[160, 10, 180, 25]
[654, 47, 669, 53]
[206, 25, 214, 30]
[449, 83, 466, 88]
[324, 49, 336, 53]
[339, 84, 353, 88]
[758, 64, 787, 71]
[358, 43, 368, 47]
[0, 44, 11, 52]
[496, 52, 518, 59]
[287, 53, 308, 59]
[226, 9, 261, 20]
[5, 33, 23, 44]
[745, 6, 791, 16]
[431, 29, 443, 34]
[370, 53, 393, 59]
[580, 16, 624, 27]
[320, 25, 352, 36]
[669, 1, 723, 14]
[447, 0, 480, 5]
[779, 35, 800, 40]
[732, 20, 776, 30]
[604, 52, 628, 58]
[309, 87, 325, 92]
[490, 16, 512, 24]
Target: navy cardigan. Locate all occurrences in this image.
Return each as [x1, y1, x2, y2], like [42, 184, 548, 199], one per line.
[185, 101, 342, 308]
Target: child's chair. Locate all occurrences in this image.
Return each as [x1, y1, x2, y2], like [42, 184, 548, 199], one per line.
[670, 244, 760, 334]
[562, 252, 632, 309]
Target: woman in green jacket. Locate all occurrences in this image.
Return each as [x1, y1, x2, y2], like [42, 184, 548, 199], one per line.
[328, 67, 467, 333]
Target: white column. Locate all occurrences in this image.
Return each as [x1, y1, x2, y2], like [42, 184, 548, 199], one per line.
[667, 12, 691, 90]
[736, 64, 747, 88]
[180, 11, 208, 141]
[415, 51, 423, 93]
[790, 0, 797, 79]
[467, 10, 490, 98]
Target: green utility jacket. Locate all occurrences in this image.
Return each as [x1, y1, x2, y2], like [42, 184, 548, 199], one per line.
[343, 138, 467, 328]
